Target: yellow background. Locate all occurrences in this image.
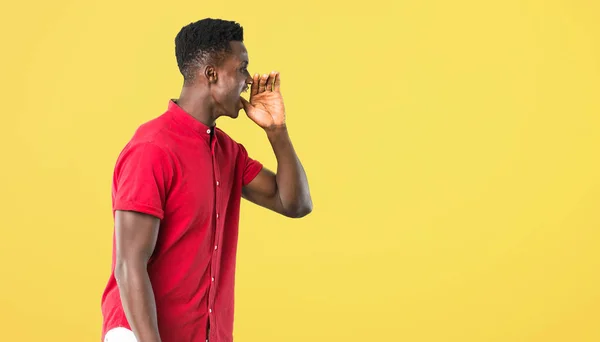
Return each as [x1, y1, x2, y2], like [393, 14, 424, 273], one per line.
[1, 0, 599, 341]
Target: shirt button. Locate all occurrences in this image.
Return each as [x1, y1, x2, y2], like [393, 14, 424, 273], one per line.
[209, 308, 212, 313]
[216, 181, 220, 186]
[216, 213, 219, 219]
[212, 277, 215, 282]
[214, 245, 218, 250]
[206, 129, 211, 134]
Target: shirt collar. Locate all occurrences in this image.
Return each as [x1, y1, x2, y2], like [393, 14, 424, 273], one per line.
[167, 99, 215, 141]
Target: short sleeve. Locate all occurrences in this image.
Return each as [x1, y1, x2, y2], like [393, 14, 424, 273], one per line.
[238, 143, 263, 186]
[112, 142, 173, 220]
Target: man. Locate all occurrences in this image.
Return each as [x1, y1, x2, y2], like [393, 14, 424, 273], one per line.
[100, 18, 313, 342]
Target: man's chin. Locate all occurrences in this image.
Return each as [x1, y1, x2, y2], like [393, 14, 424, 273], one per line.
[218, 99, 244, 119]
[223, 107, 241, 119]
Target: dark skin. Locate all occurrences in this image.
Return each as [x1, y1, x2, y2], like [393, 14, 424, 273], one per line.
[114, 41, 312, 342]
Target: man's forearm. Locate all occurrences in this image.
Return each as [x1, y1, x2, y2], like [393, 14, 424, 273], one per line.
[266, 125, 312, 217]
[115, 263, 162, 342]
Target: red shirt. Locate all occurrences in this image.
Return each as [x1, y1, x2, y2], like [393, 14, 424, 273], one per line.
[101, 100, 263, 342]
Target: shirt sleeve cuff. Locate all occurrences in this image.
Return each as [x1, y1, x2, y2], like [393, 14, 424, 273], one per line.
[113, 199, 165, 220]
[243, 162, 263, 186]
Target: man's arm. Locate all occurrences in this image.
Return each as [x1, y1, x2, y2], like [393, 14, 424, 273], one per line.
[242, 125, 313, 218]
[240, 71, 312, 218]
[114, 210, 162, 342]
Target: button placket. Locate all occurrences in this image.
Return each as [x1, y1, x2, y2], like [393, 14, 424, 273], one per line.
[209, 142, 220, 324]
[208, 138, 218, 328]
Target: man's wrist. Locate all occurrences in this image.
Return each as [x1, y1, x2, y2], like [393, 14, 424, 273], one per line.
[265, 124, 288, 141]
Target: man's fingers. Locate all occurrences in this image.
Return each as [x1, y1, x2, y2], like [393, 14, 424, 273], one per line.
[258, 74, 268, 93]
[250, 74, 259, 96]
[273, 72, 281, 92]
[267, 71, 277, 91]
[255, 71, 280, 93]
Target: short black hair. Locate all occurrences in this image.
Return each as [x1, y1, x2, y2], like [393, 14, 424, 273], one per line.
[175, 18, 244, 82]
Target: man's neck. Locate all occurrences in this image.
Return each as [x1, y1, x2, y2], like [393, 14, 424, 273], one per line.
[176, 86, 217, 127]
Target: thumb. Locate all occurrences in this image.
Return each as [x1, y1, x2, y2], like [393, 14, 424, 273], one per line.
[240, 97, 252, 112]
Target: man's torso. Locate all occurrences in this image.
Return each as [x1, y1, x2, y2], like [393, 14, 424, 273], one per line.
[100, 101, 262, 342]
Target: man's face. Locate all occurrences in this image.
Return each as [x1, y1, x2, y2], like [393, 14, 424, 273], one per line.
[211, 41, 252, 118]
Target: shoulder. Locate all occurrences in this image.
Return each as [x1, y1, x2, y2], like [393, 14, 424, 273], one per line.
[116, 116, 175, 166]
[113, 140, 175, 190]
[130, 114, 173, 146]
[120, 140, 168, 158]
[114, 141, 172, 177]
[117, 111, 181, 160]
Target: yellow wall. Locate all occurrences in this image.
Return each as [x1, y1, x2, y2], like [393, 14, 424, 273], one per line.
[1, 0, 599, 341]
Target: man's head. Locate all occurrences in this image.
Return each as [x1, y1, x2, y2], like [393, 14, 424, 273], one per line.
[175, 18, 252, 118]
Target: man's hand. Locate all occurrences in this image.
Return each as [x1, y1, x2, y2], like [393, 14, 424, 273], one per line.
[240, 71, 286, 129]
[239, 70, 313, 218]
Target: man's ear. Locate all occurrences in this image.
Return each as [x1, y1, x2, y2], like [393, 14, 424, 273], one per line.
[204, 65, 218, 84]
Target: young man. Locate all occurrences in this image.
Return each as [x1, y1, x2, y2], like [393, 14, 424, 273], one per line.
[100, 18, 312, 342]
